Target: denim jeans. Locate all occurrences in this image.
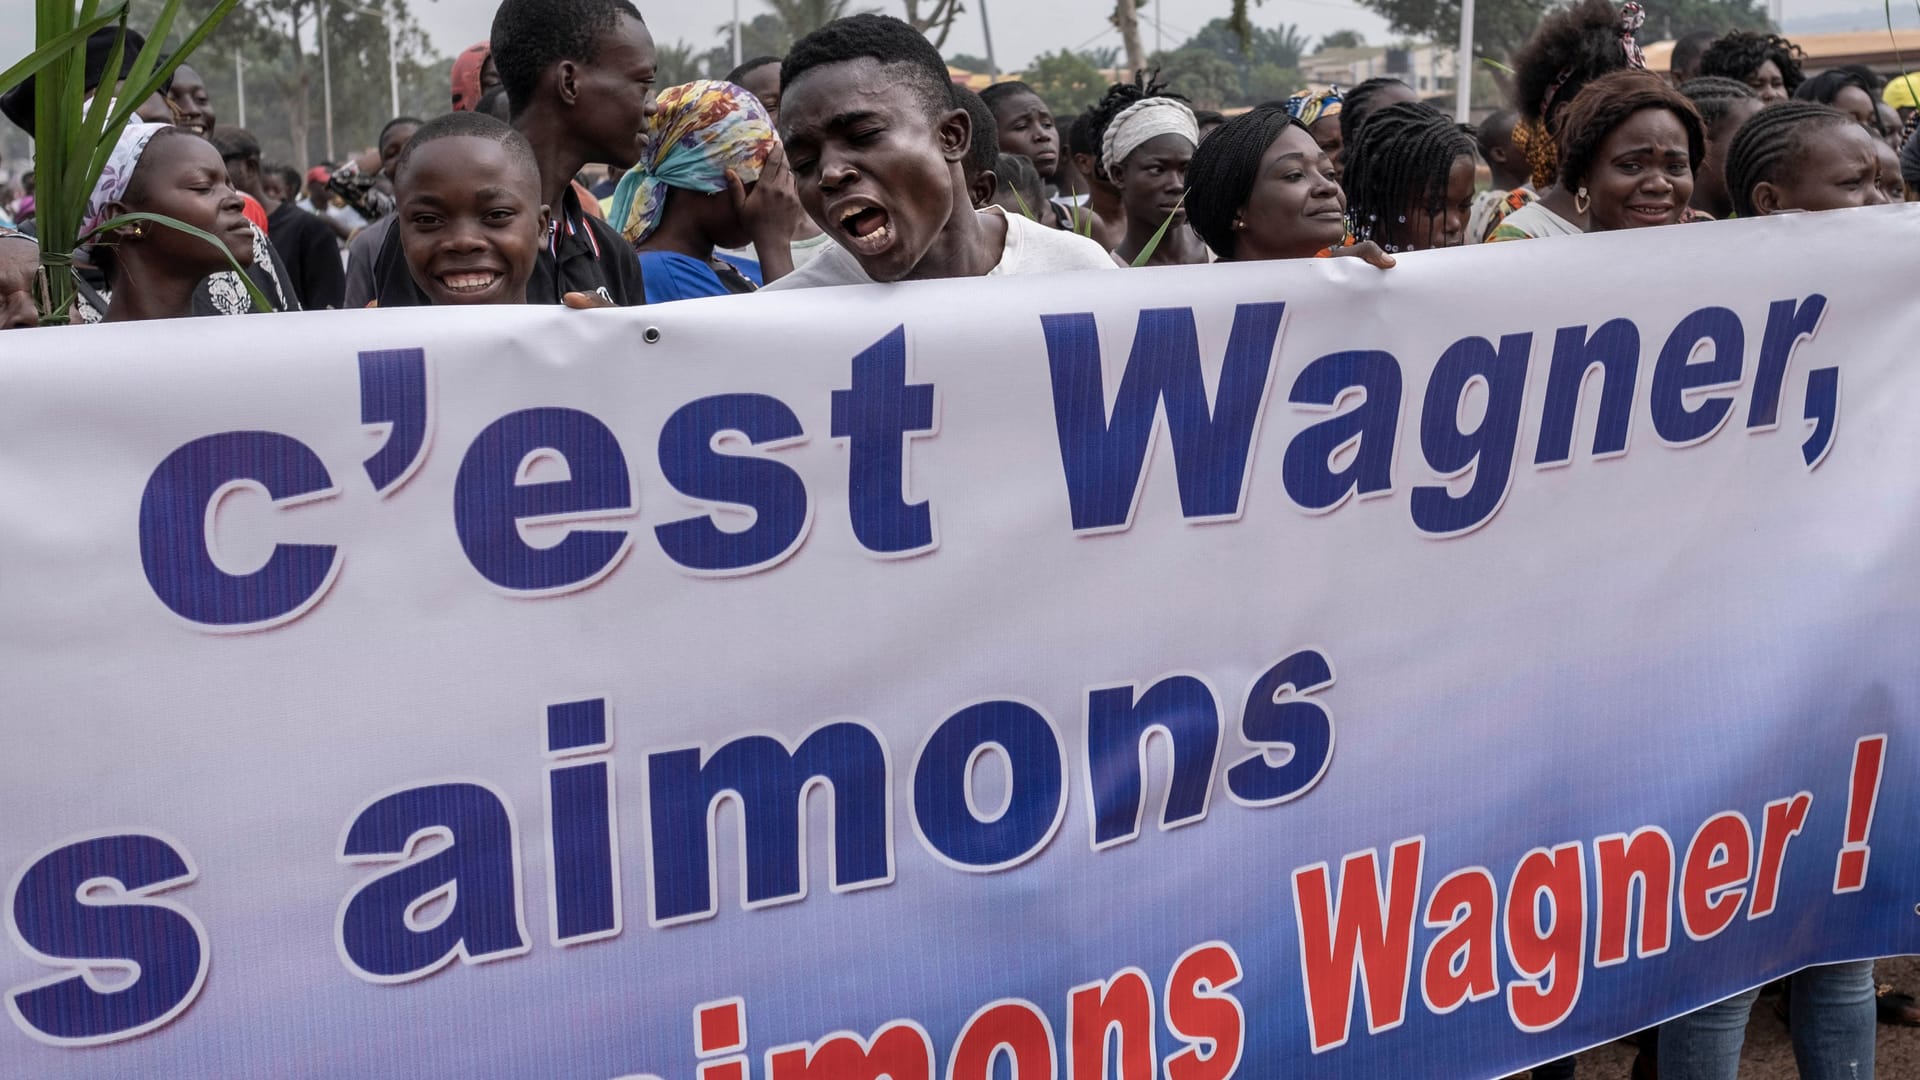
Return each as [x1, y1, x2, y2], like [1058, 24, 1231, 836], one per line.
[1659, 960, 1877, 1080]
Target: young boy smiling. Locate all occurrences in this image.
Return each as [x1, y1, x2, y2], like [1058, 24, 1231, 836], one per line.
[371, 0, 655, 306]
[393, 112, 549, 305]
[764, 15, 1113, 290]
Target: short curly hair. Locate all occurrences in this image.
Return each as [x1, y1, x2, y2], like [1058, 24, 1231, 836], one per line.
[1556, 69, 1704, 191]
[782, 14, 955, 125]
[1510, 0, 1635, 128]
[490, 0, 643, 118]
[1698, 31, 1804, 95]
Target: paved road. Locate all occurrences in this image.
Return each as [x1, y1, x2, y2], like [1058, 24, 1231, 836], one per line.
[1559, 955, 1920, 1077]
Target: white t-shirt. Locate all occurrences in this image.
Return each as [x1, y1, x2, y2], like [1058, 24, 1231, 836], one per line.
[762, 206, 1116, 290]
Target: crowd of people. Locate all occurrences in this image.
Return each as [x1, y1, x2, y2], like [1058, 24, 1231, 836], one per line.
[0, 0, 1914, 1074]
[0, 0, 1914, 329]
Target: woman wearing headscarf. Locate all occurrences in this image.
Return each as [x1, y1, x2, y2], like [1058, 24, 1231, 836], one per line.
[1283, 85, 1346, 178]
[79, 120, 256, 322]
[608, 80, 803, 302]
[1102, 95, 1209, 266]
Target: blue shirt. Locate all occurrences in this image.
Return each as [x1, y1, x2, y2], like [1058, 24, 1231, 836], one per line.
[637, 250, 760, 303]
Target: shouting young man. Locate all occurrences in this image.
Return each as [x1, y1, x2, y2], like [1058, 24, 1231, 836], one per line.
[764, 14, 1113, 290]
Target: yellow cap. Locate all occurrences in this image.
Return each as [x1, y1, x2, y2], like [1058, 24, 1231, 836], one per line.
[1886, 73, 1920, 110]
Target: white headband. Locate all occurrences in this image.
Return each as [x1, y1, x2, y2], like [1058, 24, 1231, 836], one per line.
[84, 119, 169, 240]
[1101, 97, 1199, 182]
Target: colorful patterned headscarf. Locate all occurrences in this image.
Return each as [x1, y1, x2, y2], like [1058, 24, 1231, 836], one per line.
[608, 80, 776, 245]
[1285, 85, 1344, 128]
[83, 119, 168, 241]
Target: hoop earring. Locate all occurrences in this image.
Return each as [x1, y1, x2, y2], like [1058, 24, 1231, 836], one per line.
[1574, 187, 1591, 215]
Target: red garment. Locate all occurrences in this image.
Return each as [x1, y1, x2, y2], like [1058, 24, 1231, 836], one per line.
[240, 192, 268, 231]
[573, 180, 604, 220]
[451, 42, 489, 111]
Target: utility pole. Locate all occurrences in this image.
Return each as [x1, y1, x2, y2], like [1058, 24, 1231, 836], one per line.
[1113, 0, 1143, 73]
[319, 0, 335, 161]
[1454, 0, 1474, 122]
[385, 0, 399, 119]
[234, 48, 247, 128]
[980, 0, 997, 76]
[732, 0, 742, 67]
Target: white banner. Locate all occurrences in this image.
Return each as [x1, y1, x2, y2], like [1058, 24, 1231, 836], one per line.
[3, 207, 1919, 1079]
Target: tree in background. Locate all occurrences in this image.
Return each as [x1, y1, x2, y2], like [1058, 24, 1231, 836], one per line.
[1113, 0, 1145, 72]
[655, 41, 706, 85]
[709, 0, 868, 62]
[1352, 0, 1550, 66]
[902, 0, 966, 48]
[1142, 17, 1308, 107]
[948, 52, 993, 71]
[129, 0, 445, 170]
[1317, 29, 1366, 50]
[1352, 0, 1769, 79]
[1148, 47, 1241, 108]
[1636, 0, 1770, 40]
[1024, 48, 1108, 116]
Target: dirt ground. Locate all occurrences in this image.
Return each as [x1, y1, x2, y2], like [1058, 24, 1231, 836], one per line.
[1543, 955, 1920, 1078]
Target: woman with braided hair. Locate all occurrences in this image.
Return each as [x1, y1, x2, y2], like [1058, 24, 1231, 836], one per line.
[1725, 100, 1888, 217]
[1185, 104, 1394, 267]
[1336, 77, 1417, 179]
[1483, 0, 1645, 240]
[1341, 100, 1478, 251]
[1678, 76, 1762, 218]
[1698, 30, 1803, 103]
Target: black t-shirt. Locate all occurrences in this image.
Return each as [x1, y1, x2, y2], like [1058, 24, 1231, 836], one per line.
[266, 201, 346, 310]
[371, 184, 645, 306]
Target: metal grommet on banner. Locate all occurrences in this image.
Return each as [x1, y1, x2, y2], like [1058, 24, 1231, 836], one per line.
[642, 326, 662, 345]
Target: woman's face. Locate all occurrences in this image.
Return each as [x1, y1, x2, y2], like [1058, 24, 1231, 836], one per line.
[1397, 153, 1477, 250]
[1115, 133, 1194, 233]
[1874, 139, 1907, 203]
[1307, 114, 1343, 180]
[1694, 97, 1762, 216]
[991, 90, 1059, 181]
[1746, 59, 1789, 103]
[1235, 124, 1348, 261]
[1754, 122, 1887, 213]
[1831, 84, 1876, 127]
[123, 134, 255, 275]
[1582, 107, 1694, 231]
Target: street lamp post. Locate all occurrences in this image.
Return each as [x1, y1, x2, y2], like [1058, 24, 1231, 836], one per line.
[333, 1, 402, 123]
[980, 0, 997, 77]
[319, 0, 335, 161]
[1454, 0, 1475, 122]
[234, 47, 247, 128]
[384, 0, 398, 119]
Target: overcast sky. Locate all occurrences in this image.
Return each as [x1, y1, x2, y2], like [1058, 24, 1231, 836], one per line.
[411, 0, 1911, 71]
[1, 0, 1910, 93]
